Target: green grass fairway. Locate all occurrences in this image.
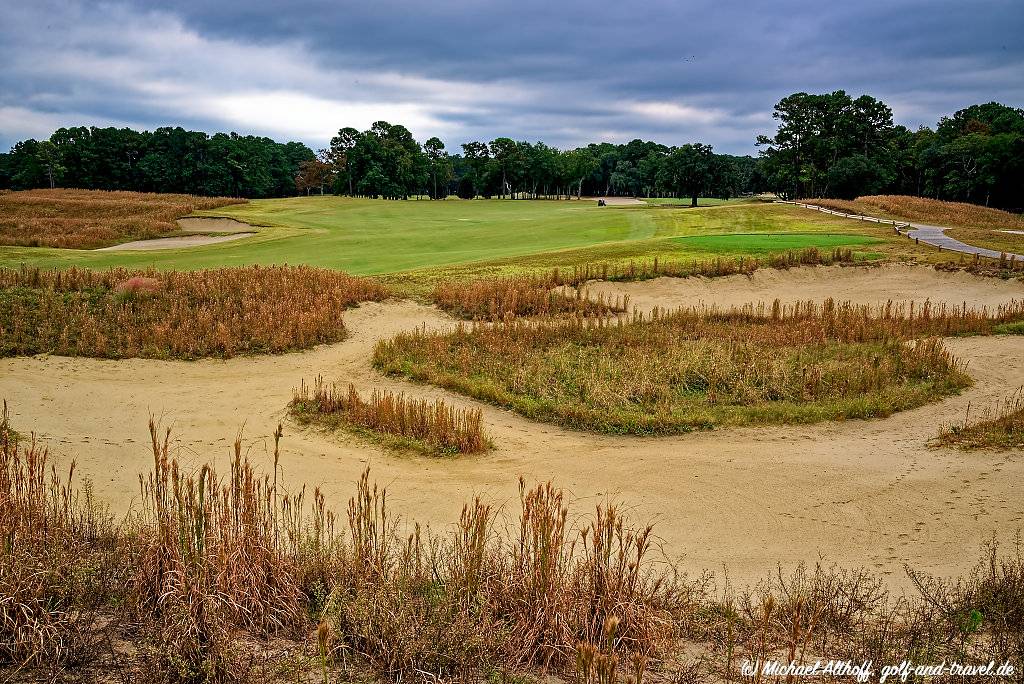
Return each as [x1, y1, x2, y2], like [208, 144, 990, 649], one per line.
[674, 232, 883, 254]
[0, 196, 898, 277]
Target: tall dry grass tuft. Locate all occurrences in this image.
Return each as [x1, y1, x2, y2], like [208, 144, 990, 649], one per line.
[0, 265, 390, 359]
[0, 188, 246, 249]
[3, 406, 1022, 680]
[291, 377, 489, 454]
[937, 386, 1024, 449]
[133, 419, 334, 680]
[433, 274, 628, 320]
[0, 402, 123, 669]
[322, 468, 690, 675]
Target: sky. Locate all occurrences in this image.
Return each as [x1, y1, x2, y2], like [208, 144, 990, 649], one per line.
[1, 0, 1022, 156]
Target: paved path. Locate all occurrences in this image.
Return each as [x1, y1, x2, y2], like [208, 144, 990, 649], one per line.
[778, 200, 1024, 261]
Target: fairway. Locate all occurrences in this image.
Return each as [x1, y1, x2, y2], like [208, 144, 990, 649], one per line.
[0, 196, 895, 276]
[674, 232, 883, 253]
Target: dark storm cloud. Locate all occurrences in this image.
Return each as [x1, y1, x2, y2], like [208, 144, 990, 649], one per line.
[1, 0, 1022, 154]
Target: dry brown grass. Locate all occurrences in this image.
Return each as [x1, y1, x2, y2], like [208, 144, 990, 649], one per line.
[0, 188, 247, 249]
[2, 408, 1022, 681]
[550, 247, 859, 286]
[0, 265, 389, 359]
[291, 377, 489, 454]
[433, 275, 629, 320]
[373, 298, 1023, 434]
[805, 195, 1024, 232]
[937, 387, 1024, 450]
[430, 248, 860, 322]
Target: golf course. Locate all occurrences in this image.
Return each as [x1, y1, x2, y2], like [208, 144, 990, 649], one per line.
[0, 196, 890, 276]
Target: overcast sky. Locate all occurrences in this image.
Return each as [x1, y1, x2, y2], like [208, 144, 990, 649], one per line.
[1, 0, 1022, 155]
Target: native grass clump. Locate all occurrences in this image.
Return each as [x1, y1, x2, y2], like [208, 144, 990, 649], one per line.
[433, 274, 628, 320]
[0, 403, 126, 671]
[805, 195, 1024, 232]
[431, 248, 860, 321]
[291, 377, 489, 454]
[3, 407, 1022, 680]
[937, 387, 1024, 450]
[370, 298, 1024, 434]
[548, 246, 860, 286]
[0, 188, 246, 249]
[0, 265, 389, 359]
[1, 410, 690, 680]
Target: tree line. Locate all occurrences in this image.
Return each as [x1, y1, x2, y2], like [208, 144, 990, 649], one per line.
[757, 94, 1024, 208]
[292, 123, 761, 205]
[2, 95, 1021, 208]
[0, 127, 315, 198]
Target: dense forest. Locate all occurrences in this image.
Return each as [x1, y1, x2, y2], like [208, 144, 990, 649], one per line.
[0, 128, 315, 199]
[2, 94, 1021, 208]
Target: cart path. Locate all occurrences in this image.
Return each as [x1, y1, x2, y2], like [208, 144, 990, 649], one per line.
[779, 200, 1024, 261]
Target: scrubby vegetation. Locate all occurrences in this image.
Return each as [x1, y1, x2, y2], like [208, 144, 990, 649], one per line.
[431, 248, 860, 320]
[0, 188, 246, 249]
[550, 246, 860, 286]
[373, 298, 1024, 434]
[0, 265, 389, 359]
[806, 195, 1024, 232]
[938, 387, 1024, 449]
[2, 411, 1021, 682]
[291, 377, 489, 454]
[433, 275, 628, 320]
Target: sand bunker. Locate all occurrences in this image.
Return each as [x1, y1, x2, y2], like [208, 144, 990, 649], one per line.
[176, 216, 255, 233]
[586, 263, 1024, 313]
[97, 232, 255, 251]
[597, 196, 646, 206]
[3, 264, 1023, 588]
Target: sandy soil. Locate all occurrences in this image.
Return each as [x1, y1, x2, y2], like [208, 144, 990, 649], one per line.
[586, 263, 1024, 313]
[97, 232, 255, 251]
[3, 264, 1023, 589]
[175, 217, 256, 233]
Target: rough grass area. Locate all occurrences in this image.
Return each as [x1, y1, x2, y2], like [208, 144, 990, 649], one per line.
[290, 377, 489, 454]
[806, 195, 1024, 231]
[937, 388, 1024, 450]
[806, 195, 1024, 255]
[0, 265, 388, 359]
[433, 275, 629, 320]
[373, 300, 998, 434]
[4, 413, 1022, 682]
[0, 188, 245, 249]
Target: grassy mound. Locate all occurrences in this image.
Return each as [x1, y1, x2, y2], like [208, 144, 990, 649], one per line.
[372, 300, 1003, 434]
[0, 265, 388, 359]
[0, 188, 245, 249]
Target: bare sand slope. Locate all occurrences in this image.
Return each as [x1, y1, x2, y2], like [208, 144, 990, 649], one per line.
[175, 216, 256, 233]
[3, 265, 1023, 588]
[586, 263, 1024, 313]
[97, 232, 255, 251]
